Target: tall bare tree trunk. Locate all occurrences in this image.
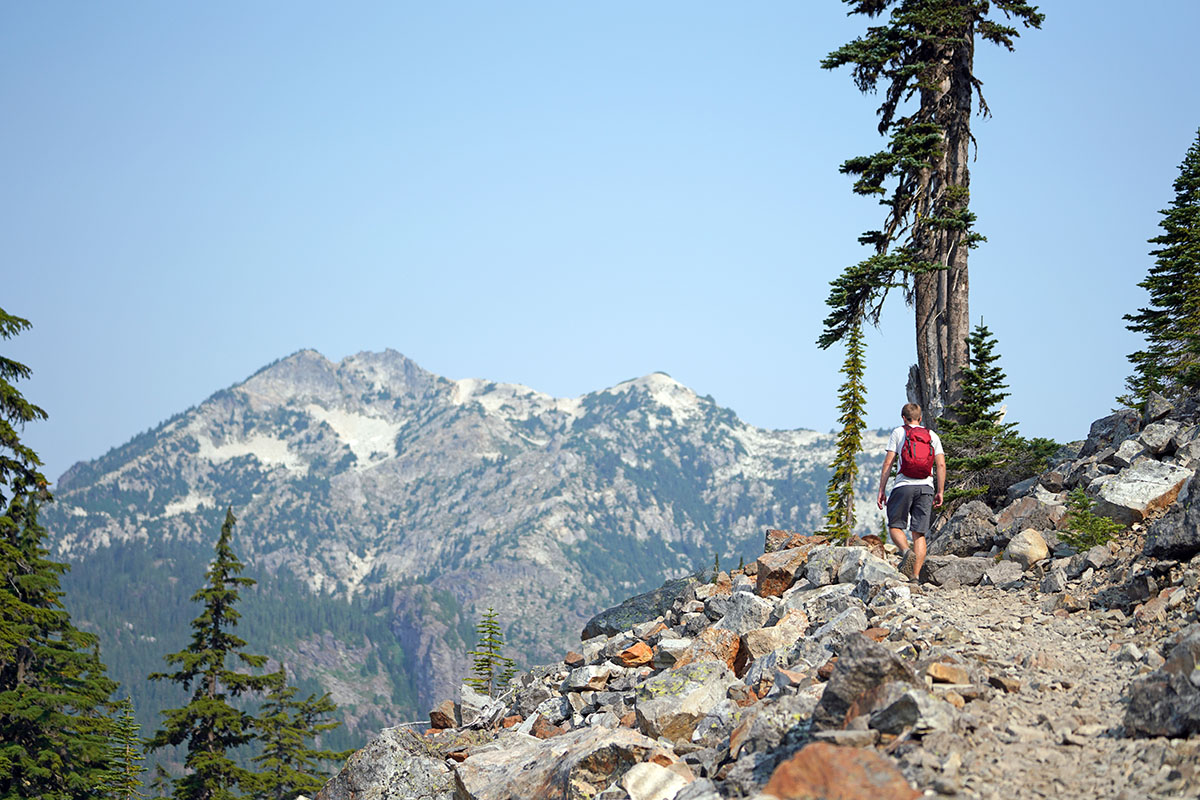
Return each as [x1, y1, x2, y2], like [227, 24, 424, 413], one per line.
[909, 11, 974, 426]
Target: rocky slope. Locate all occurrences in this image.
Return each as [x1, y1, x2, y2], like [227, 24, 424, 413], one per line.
[44, 349, 887, 735]
[314, 394, 1200, 799]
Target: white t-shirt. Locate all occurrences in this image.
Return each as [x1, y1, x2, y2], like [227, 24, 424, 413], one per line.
[886, 425, 944, 489]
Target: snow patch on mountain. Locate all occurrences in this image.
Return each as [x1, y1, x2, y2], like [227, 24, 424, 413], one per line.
[192, 428, 306, 472]
[451, 378, 583, 420]
[606, 373, 701, 424]
[163, 492, 215, 518]
[305, 405, 405, 467]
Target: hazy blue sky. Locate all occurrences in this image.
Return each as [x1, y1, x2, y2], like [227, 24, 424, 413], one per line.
[4, 2, 1198, 483]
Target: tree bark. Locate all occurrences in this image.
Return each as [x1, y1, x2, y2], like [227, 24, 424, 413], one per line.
[910, 9, 974, 426]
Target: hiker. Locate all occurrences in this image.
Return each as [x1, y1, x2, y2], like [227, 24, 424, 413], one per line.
[877, 402, 946, 582]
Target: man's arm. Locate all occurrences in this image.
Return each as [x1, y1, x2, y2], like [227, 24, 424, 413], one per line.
[877, 452, 896, 509]
[933, 453, 946, 508]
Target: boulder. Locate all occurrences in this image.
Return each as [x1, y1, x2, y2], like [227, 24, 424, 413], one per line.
[1140, 420, 1182, 456]
[1079, 410, 1141, 458]
[653, 638, 692, 670]
[866, 683, 957, 734]
[1145, 488, 1200, 560]
[764, 529, 826, 554]
[1091, 460, 1193, 525]
[712, 593, 774, 636]
[616, 642, 654, 668]
[1113, 438, 1149, 469]
[836, 548, 904, 585]
[993, 493, 1067, 540]
[1144, 391, 1175, 424]
[929, 501, 997, 557]
[981, 559, 1025, 587]
[429, 699, 457, 729]
[619, 762, 691, 800]
[776, 583, 858, 628]
[690, 698, 755, 749]
[635, 661, 735, 743]
[317, 727, 454, 800]
[811, 606, 870, 654]
[1124, 624, 1200, 738]
[812, 634, 919, 730]
[452, 727, 661, 800]
[920, 556, 992, 587]
[740, 609, 808, 667]
[1004, 529, 1049, 569]
[563, 665, 614, 692]
[461, 684, 506, 728]
[755, 547, 812, 597]
[673, 628, 741, 672]
[763, 743, 921, 800]
[583, 575, 699, 640]
[804, 546, 848, 587]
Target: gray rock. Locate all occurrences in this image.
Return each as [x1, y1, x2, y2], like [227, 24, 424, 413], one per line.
[804, 546, 847, 587]
[681, 612, 710, 636]
[1140, 420, 1183, 456]
[1144, 391, 1176, 424]
[1080, 409, 1142, 458]
[583, 574, 699, 640]
[777, 582, 858, 628]
[812, 633, 919, 730]
[452, 727, 661, 800]
[711, 593, 774, 636]
[653, 638, 691, 669]
[1145, 487, 1200, 560]
[811, 606, 870, 654]
[1004, 476, 1039, 505]
[993, 494, 1067, 541]
[1092, 460, 1193, 525]
[921, 556, 992, 587]
[783, 638, 834, 674]
[1113, 438, 1150, 469]
[316, 726, 453, 800]
[1041, 568, 1068, 593]
[674, 778, 721, 800]
[981, 559, 1025, 587]
[634, 661, 735, 743]
[1125, 624, 1200, 737]
[703, 593, 732, 622]
[835, 547, 904, 585]
[534, 696, 571, 726]
[928, 501, 997, 557]
[1085, 544, 1113, 570]
[1172, 424, 1200, 450]
[691, 698, 754, 748]
[867, 683, 958, 734]
[460, 684, 506, 728]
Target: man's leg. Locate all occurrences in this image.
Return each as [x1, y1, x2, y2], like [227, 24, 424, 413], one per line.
[888, 526, 909, 554]
[911, 532, 927, 581]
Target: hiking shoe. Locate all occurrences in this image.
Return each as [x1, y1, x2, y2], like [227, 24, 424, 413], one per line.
[899, 550, 917, 581]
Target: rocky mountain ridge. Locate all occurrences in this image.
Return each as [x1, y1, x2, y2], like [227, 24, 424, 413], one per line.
[45, 349, 888, 735]
[315, 394, 1200, 800]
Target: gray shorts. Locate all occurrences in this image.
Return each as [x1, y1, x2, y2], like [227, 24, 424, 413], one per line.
[887, 484, 934, 535]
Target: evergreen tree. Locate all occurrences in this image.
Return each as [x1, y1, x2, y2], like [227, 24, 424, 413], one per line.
[147, 509, 277, 800]
[465, 609, 514, 698]
[0, 308, 120, 800]
[823, 322, 868, 543]
[107, 698, 146, 800]
[818, 1, 1043, 423]
[1122, 128, 1200, 405]
[250, 672, 351, 800]
[937, 322, 1056, 510]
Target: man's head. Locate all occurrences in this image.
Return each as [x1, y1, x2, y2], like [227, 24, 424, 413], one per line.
[901, 403, 922, 424]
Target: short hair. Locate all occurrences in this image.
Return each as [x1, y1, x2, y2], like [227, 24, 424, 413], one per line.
[901, 403, 922, 423]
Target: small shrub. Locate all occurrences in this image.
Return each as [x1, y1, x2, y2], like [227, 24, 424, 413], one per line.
[1059, 488, 1124, 550]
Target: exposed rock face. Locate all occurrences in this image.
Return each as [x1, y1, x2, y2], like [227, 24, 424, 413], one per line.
[583, 576, 699, 641]
[1080, 410, 1142, 458]
[1145, 488, 1200, 560]
[1090, 461, 1193, 525]
[928, 501, 996, 557]
[634, 661, 735, 742]
[315, 726, 453, 800]
[811, 634, 919, 730]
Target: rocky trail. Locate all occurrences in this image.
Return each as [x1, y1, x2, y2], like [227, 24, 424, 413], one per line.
[315, 396, 1200, 800]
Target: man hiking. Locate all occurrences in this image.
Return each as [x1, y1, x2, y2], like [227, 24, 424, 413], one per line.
[877, 403, 946, 582]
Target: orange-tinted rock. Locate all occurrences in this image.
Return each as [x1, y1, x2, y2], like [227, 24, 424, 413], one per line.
[765, 530, 828, 553]
[852, 534, 888, 560]
[756, 549, 810, 597]
[429, 699, 456, 729]
[817, 657, 838, 681]
[727, 684, 759, 707]
[863, 627, 889, 643]
[447, 749, 470, 763]
[564, 651, 585, 668]
[639, 622, 668, 641]
[673, 627, 741, 671]
[763, 742, 921, 800]
[926, 662, 969, 685]
[620, 711, 637, 728]
[531, 716, 566, 739]
[617, 641, 654, 667]
[501, 715, 522, 728]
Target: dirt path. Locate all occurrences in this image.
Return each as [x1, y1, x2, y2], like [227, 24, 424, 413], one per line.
[879, 583, 1199, 799]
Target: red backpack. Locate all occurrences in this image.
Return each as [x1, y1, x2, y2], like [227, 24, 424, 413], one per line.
[899, 425, 935, 479]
